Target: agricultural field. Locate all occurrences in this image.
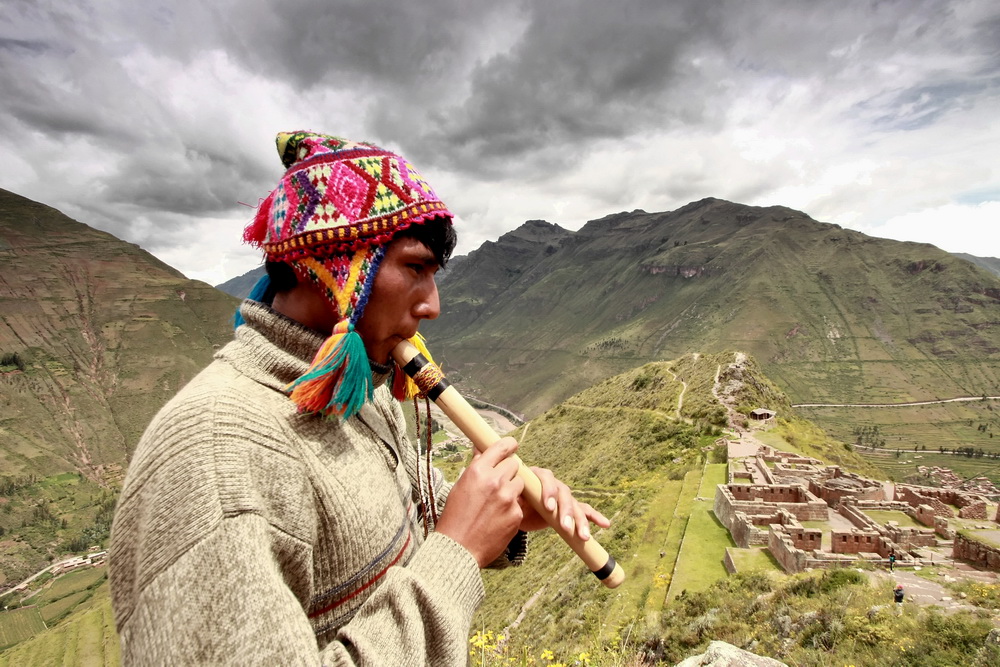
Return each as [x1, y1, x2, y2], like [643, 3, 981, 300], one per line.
[32, 567, 106, 606]
[0, 565, 108, 656]
[0, 584, 119, 667]
[861, 449, 1000, 485]
[796, 398, 1000, 459]
[0, 608, 45, 651]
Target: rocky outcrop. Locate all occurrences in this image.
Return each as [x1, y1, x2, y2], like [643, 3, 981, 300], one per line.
[674, 641, 788, 666]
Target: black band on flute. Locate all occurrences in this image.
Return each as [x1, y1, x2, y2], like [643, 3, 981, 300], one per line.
[592, 556, 616, 581]
[402, 353, 450, 401]
[402, 353, 429, 378]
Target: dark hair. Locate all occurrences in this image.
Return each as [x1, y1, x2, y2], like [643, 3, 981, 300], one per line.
[265, 260, 298, 294]
[394, 216, 457, 268]
[266, 217, 456, 293]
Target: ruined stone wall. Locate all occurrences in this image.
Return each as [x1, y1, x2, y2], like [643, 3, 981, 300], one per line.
[759, 447, 822, 467]
[783, 526, 822, 550]
[896, 485, 985, 516]
[723, 548, 738, 574]
[959, 500, 988, 520]
[953, 534, 1000, 571]
[728, 484, 811, 503]
[714, 484, 737, 532]
[839, 502, 937, 547]
[730, 512, 767, 548]
[768, 527, 808, 573]
[914, 505, 937, 528]
[720, 484, 829, 522]
[808, 480, 883, 507]
[887, 525, 937, 549]
[895, 486, 953, 516]
[832, 531, 890, 556]
[725, 505, 799, 548]
[838, 503, 875, 530]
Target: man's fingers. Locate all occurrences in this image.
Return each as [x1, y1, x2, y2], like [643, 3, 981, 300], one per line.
[496, 457, 522, 483]
[585, 504, 611, 528]
[477, 437, 518, 467]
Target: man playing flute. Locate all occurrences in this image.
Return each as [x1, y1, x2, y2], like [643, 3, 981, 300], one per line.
[109, 131, 609, 665]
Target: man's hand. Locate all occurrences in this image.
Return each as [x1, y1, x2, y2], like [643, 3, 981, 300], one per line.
[435, 437, 525, 568]
[519, 467, 611, 540]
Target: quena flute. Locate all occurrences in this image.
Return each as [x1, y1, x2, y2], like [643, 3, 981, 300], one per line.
[392, 339, 625, 589]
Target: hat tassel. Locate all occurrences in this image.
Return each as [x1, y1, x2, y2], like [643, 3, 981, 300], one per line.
[287, 321, 372, 419]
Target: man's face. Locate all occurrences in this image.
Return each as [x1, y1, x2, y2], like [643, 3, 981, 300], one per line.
[355, 235, 441, 364]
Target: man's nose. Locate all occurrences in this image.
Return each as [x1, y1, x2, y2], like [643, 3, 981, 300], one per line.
[415, 280, 440, 320]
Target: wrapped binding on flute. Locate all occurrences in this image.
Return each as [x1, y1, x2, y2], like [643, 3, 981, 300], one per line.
[392, 339, 625, 589]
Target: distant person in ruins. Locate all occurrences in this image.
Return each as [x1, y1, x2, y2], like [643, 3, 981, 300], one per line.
[894, 584, 905, 615]
[108, 131, 610, 664]
[889, 550, 896, 571]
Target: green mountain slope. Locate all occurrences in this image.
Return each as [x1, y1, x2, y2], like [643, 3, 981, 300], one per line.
[419, 199, 1000, 419]
[469, 349, 877, 660]
[0, 188, 238, 578]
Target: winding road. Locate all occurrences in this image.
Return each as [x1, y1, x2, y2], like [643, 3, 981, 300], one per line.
[793, 396, 1000, 408]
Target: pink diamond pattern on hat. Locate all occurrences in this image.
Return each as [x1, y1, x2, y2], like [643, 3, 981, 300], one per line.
[246, 132, 453, 263]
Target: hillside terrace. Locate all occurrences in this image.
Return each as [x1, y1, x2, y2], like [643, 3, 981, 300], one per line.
[716, 443, 1000, 574]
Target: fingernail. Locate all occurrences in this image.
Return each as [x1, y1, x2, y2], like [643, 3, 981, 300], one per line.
[562, 515, 575, 533]
[581, 526, 591, 540]
[546, 497, 556, 512]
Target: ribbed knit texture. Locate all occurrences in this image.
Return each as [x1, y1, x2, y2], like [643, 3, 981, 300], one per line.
[109, 301, 484, 665]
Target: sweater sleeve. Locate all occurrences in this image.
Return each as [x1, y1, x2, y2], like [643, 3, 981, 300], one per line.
[116, 513, 483, 665]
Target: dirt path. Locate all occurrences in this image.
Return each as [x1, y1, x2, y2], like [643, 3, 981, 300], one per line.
[665, 366, 686, 418]
[868, 569, 990, 618]
[793, 396, 1000, 408]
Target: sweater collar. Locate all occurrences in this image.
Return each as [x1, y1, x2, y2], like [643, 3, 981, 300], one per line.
[225, 301, 392, 395]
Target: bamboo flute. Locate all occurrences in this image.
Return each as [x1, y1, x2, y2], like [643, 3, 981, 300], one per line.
[392, 339, 625, 589]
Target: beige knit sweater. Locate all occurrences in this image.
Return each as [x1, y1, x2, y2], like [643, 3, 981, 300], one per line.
[109, 302, 485, 665]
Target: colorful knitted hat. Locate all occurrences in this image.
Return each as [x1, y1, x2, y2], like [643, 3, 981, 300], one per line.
[242, 131, 453, 420]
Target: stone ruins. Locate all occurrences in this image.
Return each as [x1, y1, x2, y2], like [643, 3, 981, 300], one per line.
[716, 444, 1000, 574]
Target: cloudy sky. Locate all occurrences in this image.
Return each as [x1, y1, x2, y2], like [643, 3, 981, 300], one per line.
[2, 0, 998, 284]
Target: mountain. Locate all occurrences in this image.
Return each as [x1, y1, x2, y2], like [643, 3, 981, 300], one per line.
[955, 252, 1000, 278]
[417, 199, 1000, 419]
[0, 189, 239, 479]
[217, 264, 265, 298]
[0, 189, 239, 580]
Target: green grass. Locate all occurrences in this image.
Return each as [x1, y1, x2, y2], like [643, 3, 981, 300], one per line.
[726, 547, 781, 573]
[667, 498, 735, 600]
[0, 608, 45, 651]
[698, 463, 727, 497]
[861, 510, 926, 529]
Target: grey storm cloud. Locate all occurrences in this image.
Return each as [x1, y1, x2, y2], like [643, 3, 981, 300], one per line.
[1, 0, 999, 283]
